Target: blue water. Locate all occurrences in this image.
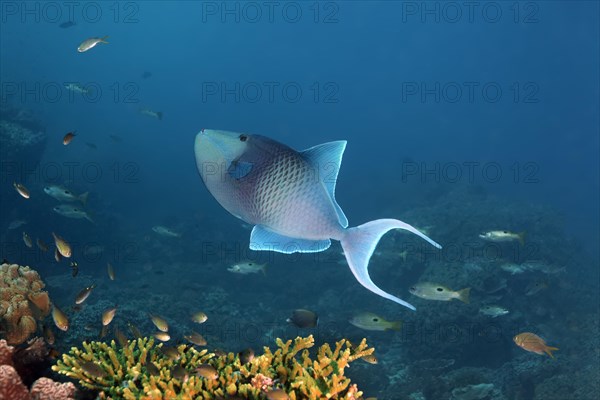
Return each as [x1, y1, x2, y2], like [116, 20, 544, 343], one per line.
[1, 2, 598, 399]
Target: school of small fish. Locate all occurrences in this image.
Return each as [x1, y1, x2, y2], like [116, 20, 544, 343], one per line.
[1, 36, 565, 400]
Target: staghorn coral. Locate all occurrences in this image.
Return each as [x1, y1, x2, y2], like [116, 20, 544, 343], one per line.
[0, 263, 51, 345]
[52, 335, 374, 399]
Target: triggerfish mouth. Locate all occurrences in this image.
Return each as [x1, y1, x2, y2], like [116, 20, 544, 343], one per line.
[194, 129, 442, 310]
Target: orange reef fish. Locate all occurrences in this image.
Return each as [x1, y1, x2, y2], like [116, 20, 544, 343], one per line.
[52, 304, 69, 331]
[194, 130, 442, 310]
[63, 131, 76, 145]
[514, 332, 559, 357]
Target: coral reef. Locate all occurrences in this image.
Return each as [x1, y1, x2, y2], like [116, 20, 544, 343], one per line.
[52, 335, 374, 399]
[0, 263, 51, 345]
[0, 339, 76, 400]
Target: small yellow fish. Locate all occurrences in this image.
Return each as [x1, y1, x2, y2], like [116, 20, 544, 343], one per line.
[22, 232, 33, 248]
[52, 232, 72, 258]
[52, 304, 69, 331]
[154, 332, 170, 342]
[195, 364, 218, 380]
[479, 230, 525, 246]
[107, 262, 115, 280]
[409, 282, 470, 303]
[184, 332, 207, 346]
[149, 314, 169, 332]
[361, 353, 378, 364]
[349, 312, 401, 331]
[191, 311, 208, 324]
[102, 306, 118, 326]
[13, 182, 30, 198]
[266, 389, 290, 400]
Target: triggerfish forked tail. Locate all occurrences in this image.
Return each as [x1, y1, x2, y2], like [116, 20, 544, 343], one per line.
[194, 129, 442, 310]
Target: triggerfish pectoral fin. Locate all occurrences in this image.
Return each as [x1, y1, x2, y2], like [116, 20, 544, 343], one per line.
[340, 218, 442, 311]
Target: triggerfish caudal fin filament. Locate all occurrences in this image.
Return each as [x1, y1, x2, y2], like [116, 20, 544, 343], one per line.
[340, 218, 442, 311]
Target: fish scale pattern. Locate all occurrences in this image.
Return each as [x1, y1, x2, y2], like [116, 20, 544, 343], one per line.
[251, 149, 337, 238]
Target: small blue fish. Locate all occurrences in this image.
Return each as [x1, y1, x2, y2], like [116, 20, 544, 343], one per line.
[194, 130, 442, 310]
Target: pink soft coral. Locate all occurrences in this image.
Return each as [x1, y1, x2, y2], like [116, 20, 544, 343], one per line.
[0, 339, 14, 366]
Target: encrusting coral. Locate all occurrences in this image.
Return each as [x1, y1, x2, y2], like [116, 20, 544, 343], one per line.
[0, 263, 51, 345]
[52, 334, 375, 399]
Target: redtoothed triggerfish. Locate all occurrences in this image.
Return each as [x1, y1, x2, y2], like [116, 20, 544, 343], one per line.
[194, 130, 442, 310]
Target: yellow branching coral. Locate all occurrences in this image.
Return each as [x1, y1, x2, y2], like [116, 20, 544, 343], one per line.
[52, 335, 374, 399]
[0, 263, 51, 345]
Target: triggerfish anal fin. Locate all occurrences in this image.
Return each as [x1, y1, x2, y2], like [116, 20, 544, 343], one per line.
[300, 141, 349, 228]
[340, 218, 442, 311]
[250, 225, 331, 253]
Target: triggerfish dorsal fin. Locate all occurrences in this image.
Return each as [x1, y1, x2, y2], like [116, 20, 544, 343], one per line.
[300, 141, 348, 228]
[340, 218, 442, 311]
[250, 225, 331, 253]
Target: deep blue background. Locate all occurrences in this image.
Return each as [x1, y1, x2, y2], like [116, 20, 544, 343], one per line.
[2, 1, 597, 252]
